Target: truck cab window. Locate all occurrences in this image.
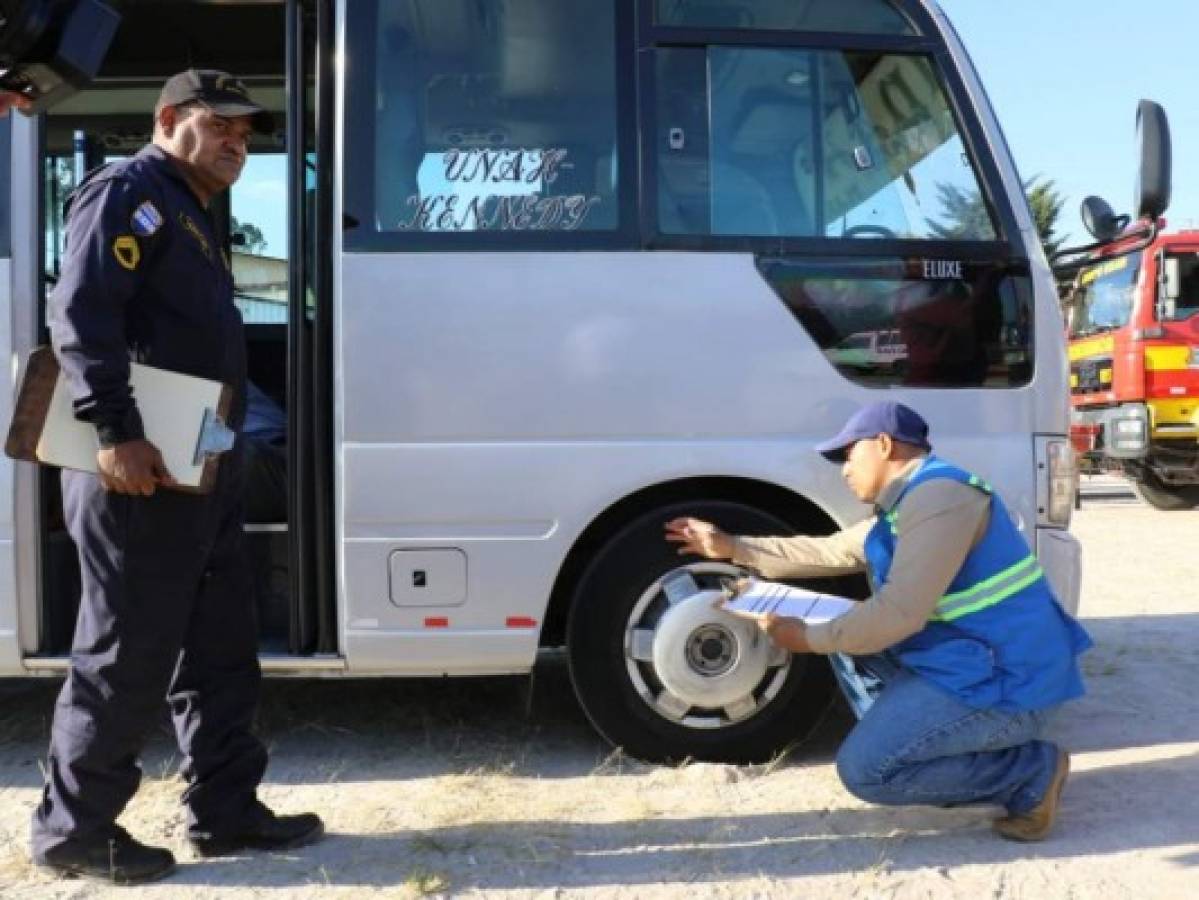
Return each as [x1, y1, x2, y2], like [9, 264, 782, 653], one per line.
[1162, 253, 1199, 321]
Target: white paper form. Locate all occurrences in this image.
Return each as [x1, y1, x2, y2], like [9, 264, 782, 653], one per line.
[721, 579, 856, 624]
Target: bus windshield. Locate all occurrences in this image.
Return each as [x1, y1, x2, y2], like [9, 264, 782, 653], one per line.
[1070, 256, 1141, 337]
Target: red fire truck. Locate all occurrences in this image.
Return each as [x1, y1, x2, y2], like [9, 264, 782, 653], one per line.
[1065, 229, 1199, 509]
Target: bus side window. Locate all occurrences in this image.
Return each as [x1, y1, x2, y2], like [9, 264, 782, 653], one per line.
[354, 0, 621, 240]
[655, 0, 918, 35]
[657, 47, 816, 237]
[651, 45, 996, 243]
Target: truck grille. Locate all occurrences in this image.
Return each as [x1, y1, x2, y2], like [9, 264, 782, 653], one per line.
[1072, 356, 1112, 395]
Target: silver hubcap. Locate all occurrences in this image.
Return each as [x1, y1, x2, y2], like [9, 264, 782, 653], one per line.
[623, 564, 791, 730]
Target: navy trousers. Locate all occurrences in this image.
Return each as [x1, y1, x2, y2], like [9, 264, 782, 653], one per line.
[31, 449, 267, 855]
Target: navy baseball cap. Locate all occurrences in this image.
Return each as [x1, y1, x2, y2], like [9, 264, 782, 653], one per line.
[156, 69, 274, 134]
[816, 402, 932, 462]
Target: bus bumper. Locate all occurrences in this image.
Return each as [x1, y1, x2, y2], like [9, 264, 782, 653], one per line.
[1037, 527, 1083, 617]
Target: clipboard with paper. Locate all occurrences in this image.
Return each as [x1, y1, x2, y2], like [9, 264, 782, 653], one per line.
[719, 578, 857, 625]
[4, 347, 237, 494]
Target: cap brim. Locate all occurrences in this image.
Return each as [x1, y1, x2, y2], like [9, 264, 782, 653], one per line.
[815, 432, 856, 463]
[207, 102, 275, 134]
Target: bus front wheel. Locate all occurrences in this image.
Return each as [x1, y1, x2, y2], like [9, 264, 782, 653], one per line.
[566, 501, 835, 764]
[1132, 471, 1199, 510]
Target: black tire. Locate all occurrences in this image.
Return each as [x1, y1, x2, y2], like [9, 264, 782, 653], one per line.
[1132, 472, 1199, 510]
[566, 500, 836, 764]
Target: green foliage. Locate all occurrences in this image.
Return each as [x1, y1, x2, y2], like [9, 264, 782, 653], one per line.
[927, 176, 1066, 259]
[231, 215, 267, 255]
[1026, 177, 1067, 258]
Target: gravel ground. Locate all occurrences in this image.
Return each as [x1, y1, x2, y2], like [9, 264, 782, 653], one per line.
[1, 498, 1196, 899]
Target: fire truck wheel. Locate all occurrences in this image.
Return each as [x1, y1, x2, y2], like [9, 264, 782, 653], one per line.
[1132, 472, 1199, 511]
[566, 500, 835, 764]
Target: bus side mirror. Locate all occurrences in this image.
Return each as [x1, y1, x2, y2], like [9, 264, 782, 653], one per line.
[1134, 100, 1172, 222]
[1081, 196, 1122, 243]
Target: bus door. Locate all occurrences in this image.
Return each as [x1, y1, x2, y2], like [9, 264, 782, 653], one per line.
[0, 114, 24, 671]
[15, 0, 338, 668]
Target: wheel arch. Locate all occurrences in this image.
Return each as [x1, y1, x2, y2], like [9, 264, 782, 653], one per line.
[539, 476, 848, 648]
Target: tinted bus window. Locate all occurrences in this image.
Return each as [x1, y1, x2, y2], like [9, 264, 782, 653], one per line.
[656, 49, 996, 241]
[656, 0, 917, 35]
[1162, 253, 1199, 322]
[353, 0, 621, 242]
[760, 258, 1034, 388]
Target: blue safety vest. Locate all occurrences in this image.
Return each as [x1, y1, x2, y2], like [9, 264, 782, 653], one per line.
[864, 456, 1092, 711]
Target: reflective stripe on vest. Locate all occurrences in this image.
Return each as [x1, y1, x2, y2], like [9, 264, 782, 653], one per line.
[931, 553, 1045, 623]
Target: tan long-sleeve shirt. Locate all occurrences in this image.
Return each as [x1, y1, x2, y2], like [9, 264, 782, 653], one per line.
[730, 458, 990, 655]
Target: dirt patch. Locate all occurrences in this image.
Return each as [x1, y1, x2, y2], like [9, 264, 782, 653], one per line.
[2, 501, 1197, 898]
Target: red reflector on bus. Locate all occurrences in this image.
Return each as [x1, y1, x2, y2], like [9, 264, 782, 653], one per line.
[506, 617, 537, 628]
[424, 617, 449, 628]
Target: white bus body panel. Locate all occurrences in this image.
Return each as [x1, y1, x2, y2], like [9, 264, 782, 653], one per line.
[0, 255, 19, 672]
[0, 0, 1081, 675]
[337, 253, 1052, 675]
[331, 1, 1078, 677]
[4, 111, 47, 674]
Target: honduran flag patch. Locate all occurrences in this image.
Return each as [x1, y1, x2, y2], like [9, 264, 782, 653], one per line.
[131, 201, 163, 237]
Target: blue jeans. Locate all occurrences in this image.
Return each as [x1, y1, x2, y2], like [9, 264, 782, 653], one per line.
[831, 654, 1060, 814]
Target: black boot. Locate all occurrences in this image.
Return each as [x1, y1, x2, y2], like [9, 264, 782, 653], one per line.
[36, 827, 176, 885]
[189, 801, 324, 857]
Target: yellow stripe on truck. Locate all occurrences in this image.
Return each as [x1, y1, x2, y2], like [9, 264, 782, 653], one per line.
[1144, 346, 1193, 371]
[1148, 399, 1199, 434]
[1068, 335, 1115, 361]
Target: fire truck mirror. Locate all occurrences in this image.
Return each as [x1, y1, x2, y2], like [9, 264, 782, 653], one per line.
[1134, 99, 1172, 222]
[1081, 196, 1120, 243]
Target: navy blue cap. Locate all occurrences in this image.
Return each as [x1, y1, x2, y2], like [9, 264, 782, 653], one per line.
[156, 69, 274, 134]
[816, 402, 932, 462]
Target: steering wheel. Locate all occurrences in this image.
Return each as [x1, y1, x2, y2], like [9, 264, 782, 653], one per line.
[842, 224, 898, 239]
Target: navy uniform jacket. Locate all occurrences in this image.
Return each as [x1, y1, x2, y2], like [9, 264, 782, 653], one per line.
[48, 144, 246, 448]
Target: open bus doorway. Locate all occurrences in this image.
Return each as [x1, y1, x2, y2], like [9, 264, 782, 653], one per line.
[29, 0, 333, 660]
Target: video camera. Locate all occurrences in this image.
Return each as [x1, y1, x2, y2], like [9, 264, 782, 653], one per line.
[0, 0, 121, 114]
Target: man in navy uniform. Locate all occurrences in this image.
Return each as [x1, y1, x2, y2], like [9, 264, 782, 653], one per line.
[31, 70, 322, 884]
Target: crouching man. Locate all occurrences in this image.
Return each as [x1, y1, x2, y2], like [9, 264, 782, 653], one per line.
[665, 402, 1091, 841]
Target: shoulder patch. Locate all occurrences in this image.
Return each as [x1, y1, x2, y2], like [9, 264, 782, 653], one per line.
[131, 201, 163, 237]
[112, 235, 141, 271]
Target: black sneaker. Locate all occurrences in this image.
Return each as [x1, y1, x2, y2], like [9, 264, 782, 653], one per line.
[188, 802, 324, 857]
[36, 826, 176, 885]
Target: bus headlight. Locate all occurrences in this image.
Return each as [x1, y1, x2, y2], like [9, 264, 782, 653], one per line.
[1046, 440, 1075, 527]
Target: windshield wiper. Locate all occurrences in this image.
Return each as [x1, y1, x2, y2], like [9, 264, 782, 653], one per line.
[1072, 324, 1118, 339]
